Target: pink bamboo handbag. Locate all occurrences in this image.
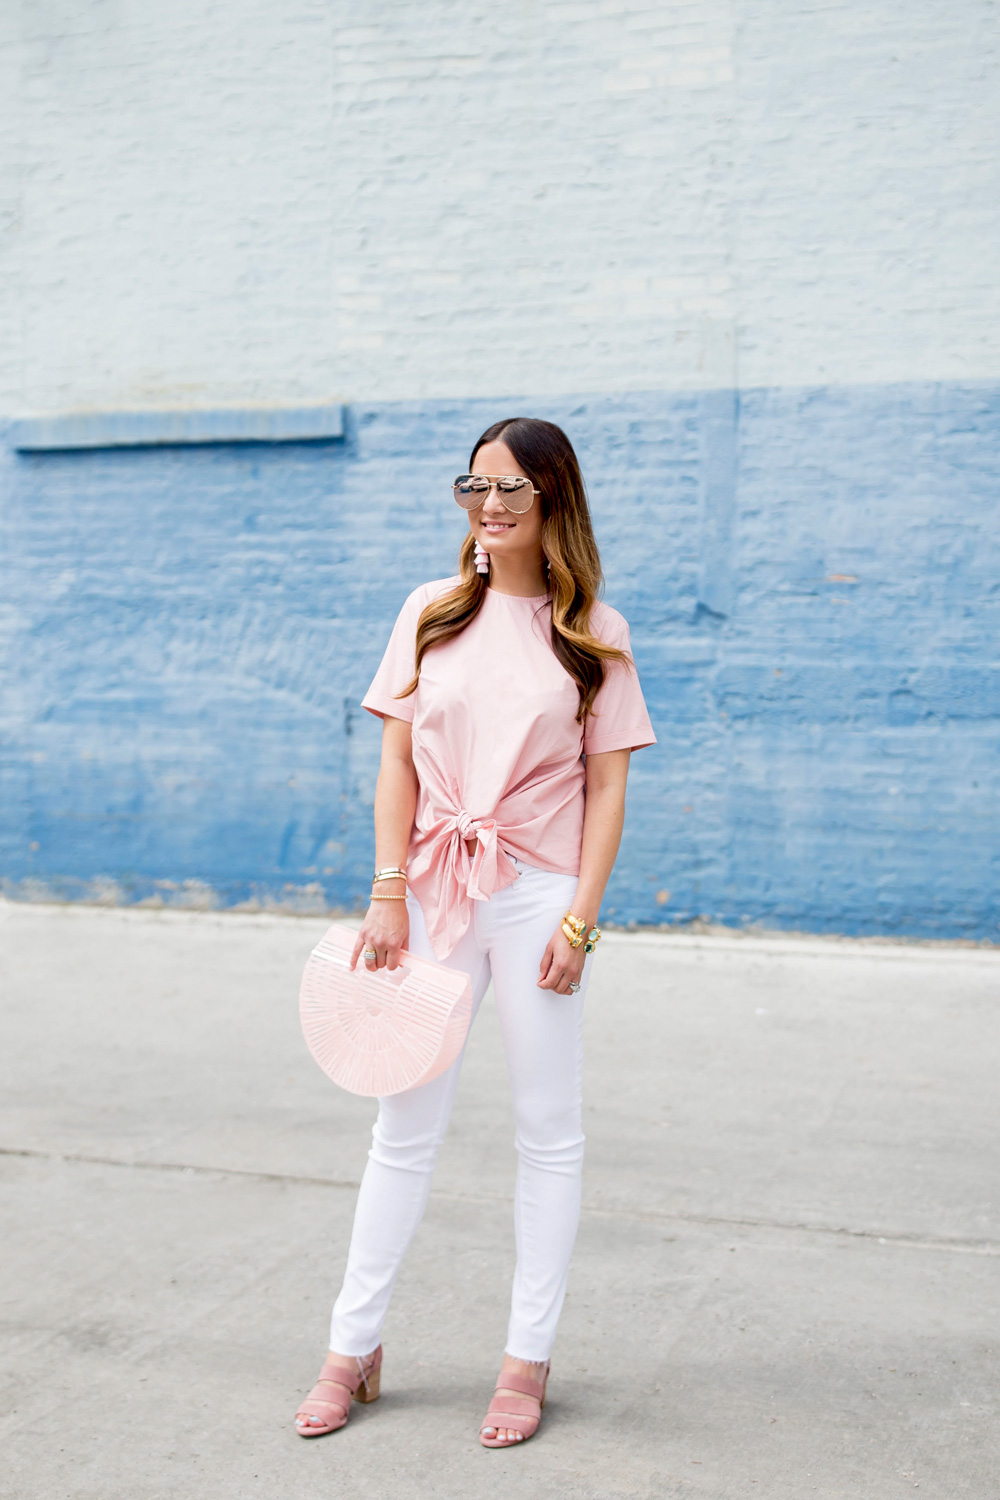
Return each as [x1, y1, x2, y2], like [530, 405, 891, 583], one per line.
[299, 921, 474, 1097]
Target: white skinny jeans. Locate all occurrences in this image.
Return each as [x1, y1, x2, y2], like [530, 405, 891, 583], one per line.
[329, 857, 594, 1363]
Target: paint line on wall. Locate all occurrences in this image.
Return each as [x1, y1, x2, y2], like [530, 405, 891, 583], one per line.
[9, 404, 346, 452]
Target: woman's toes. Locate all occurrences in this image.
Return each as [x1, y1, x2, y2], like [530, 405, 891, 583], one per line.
[482, 1422, 528, 1444]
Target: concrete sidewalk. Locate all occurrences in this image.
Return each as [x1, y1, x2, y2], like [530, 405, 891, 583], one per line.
[0, 900, 997, 1500]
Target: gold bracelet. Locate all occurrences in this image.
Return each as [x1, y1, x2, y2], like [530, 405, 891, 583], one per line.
[561, 910, 588, 946]
[370, 892, 407, 900]
[373, 868, 407, 881]
[562, 910, 601, 953]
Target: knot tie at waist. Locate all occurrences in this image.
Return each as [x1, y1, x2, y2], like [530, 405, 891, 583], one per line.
[452, 808, 514, 901]
[405, 801, 522, 959]
[456, 809, 480, 841]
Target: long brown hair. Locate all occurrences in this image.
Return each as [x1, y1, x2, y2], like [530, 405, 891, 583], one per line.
[395, 417, 633, 725]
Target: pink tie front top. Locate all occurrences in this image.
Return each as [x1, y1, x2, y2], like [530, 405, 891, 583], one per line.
[361, 576, 657, 961]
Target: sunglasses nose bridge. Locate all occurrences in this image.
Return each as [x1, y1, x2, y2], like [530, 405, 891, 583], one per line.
[483, 490, 508, 515]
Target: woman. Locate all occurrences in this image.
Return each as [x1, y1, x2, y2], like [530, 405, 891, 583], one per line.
[295, 417, 656, 1447]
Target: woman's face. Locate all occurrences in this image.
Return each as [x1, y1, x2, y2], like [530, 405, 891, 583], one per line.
[468, 439, 544, 561]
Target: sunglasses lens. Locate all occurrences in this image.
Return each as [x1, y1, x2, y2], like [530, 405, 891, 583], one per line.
[495, 477, 535, 514]
[454, 475, 491, 509]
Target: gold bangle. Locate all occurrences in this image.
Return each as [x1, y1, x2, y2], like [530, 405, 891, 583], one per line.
[370, 892, 407, 900]
[373, 868, 407, 881]
[561, 909, 601, 952]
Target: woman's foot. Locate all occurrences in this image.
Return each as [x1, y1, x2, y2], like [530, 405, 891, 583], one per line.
[480, 1355, 549, 1446]
[294, 1346, 381, 1436]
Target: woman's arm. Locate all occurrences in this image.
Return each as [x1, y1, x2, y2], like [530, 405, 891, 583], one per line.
[349, 715, 418, 972]
[536, 747, 631, 993]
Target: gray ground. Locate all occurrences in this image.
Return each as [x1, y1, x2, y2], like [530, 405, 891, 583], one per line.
[0, 899, 997, 1500]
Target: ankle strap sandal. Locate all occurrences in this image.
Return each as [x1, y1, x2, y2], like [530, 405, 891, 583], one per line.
[294, 1346, 382, 1437]
[479, 1363, 549, 1448]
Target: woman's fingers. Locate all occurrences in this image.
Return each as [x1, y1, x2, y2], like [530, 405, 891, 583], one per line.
[377, 919, 409, 971]
[539, 955, 586, 993]
[349, 932, 367, 971]
[351, 897, 411, 973]
[351, 930, 382, 970]
[538, 929, 586, 992]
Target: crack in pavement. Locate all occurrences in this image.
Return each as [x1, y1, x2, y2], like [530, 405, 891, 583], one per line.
[3, 1144, 997, 1257]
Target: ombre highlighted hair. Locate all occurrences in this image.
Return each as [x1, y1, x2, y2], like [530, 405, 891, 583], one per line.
[396, 417, 633, 725]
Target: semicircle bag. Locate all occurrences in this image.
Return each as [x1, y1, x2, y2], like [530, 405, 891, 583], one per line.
[299, 921, 474, 1097]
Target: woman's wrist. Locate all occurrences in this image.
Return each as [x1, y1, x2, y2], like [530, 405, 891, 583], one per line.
[568, 886, 602, 930]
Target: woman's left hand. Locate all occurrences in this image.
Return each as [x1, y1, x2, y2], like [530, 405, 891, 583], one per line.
[537, 926, 587, 994]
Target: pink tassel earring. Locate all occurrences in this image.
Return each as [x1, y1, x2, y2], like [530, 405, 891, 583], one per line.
[474, 540, 490, 575]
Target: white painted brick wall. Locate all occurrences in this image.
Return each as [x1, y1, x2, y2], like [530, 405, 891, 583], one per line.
[2, 0, 997, 412]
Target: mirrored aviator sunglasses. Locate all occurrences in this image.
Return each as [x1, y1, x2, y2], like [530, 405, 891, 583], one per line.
[453, 474, 539, 515]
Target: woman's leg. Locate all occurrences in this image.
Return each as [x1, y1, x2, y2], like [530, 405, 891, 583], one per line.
[477, 864, 594, 1364]
[327, 896, 491, 1356]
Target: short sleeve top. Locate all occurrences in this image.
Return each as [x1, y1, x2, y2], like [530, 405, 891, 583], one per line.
[362, 575, 656, 959]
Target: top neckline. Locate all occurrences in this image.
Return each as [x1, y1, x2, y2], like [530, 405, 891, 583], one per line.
[486, 586, 552, 602]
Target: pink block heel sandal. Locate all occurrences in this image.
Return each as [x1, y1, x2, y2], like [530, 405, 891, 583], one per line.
[479, 1362, 549, 1448]
[294, 1346, 382, 1437]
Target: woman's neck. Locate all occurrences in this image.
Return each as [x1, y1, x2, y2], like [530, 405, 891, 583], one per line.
[486, 552, 549, 598]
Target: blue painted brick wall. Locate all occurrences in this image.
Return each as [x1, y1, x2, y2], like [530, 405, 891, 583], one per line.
[1, 384, 998, 938]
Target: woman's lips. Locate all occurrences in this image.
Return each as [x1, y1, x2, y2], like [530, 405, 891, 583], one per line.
[483, 522, 515, 532]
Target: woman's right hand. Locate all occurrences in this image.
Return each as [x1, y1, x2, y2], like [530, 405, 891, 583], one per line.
[350, 899, 410, 972]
